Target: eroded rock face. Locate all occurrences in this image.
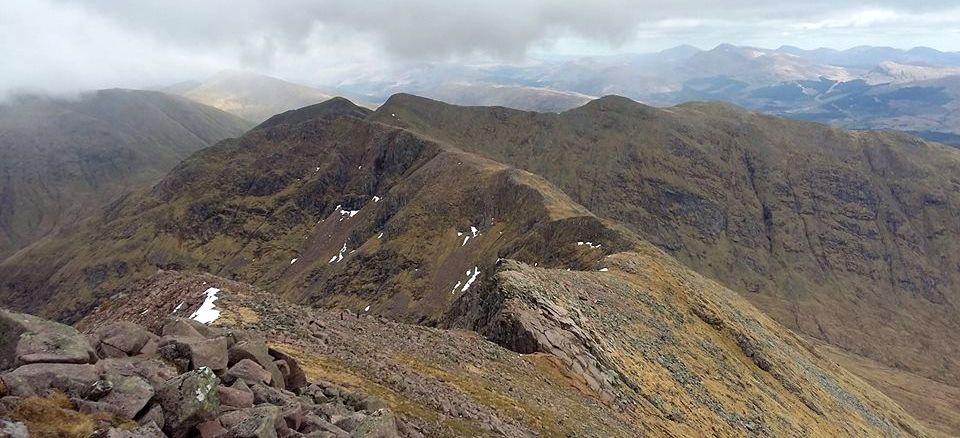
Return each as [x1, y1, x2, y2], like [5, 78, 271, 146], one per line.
[0, 310, 406, 438]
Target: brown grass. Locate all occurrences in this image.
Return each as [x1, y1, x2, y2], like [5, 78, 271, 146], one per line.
[8, 391, 136, 438]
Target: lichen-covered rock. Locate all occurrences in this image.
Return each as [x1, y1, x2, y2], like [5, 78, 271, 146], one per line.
[0, 309, 96, 370]
[156, 367, 220, 437]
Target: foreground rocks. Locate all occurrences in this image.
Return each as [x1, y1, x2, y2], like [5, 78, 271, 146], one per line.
[0, 309, 407, 437]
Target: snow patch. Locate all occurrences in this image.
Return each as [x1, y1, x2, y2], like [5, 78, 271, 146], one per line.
[577, 241, 600, 249]
[190, 288, 221, 324]
[599, 268, 609, 272]
[372, 196, 381, 202]
[290, 258, 298, 264]
[334, 204, 360, 221]
[459, 225, 481, 246]
[461, 267, 481, 292]
[364, 305, 371, 312]
[377, 232, 384, 239]
[172, 302, 185, 314]
[329, 243, 347, 264]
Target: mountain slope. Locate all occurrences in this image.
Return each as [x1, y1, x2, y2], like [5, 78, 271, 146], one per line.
[368, 94, 960, 403]
[170, 70, 337, 123]
[0, 88, 252, 261]
[0, 98, 636, 324]
[67, 262, 930, 437]
[0, 96, 944, 435]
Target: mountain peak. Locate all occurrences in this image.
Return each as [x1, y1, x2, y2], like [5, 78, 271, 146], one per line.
[254, 97, 370, 130]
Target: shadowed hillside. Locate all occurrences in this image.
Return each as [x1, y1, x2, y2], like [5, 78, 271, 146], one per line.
[0, 89, 252, 261]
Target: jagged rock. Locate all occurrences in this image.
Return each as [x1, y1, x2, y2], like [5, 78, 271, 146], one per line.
[138, 403, 166, 429]
[73, 397, 127, 417]
[0, 363, 98, 397]
[158, 338, 193, 373]
[0, 309, 96, 369]
[156, 367, 220, 437]
[85, 377, 113, 400]
[158, 336, 230, 372]
[301, 415, 349, 437]
[96, 357, 179, 388]
[162, 319, 205, 339]
[193, 337, 229, 371]
[250, 383, 292, 406]
[330, 412, 365, 432]
[220, 405, 284, 438]
[228, 341, 285, 389]
[227, 359, 273, 387]
[159, 334, 228, 373]
[103, 421, 166, 438]
[96, 374, 154, 419]
[0, 396, 20, 413]
[93, 321, 159, 358]
[0, 418, 28, 438]
[197, 419, 229, 438]
[351, 409, 400, 438]
[269, 348, 307, 390]
[218, 384, 254, 408]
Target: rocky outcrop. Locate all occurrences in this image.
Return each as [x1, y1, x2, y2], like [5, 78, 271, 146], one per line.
[0, 310, 408, 438]
[0, 309, 97, 370]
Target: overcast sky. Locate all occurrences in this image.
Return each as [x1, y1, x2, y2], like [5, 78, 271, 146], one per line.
[3, 0, 960, 95]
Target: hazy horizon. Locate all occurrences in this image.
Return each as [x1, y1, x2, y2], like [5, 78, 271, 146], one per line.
[4, 0, 960, 95]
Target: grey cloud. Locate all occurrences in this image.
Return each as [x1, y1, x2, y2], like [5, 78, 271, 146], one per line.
[4, 0, 960, 95]
[58, 0, 960, 61]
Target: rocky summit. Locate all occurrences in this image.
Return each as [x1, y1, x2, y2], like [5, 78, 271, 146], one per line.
[0, 306, 410, 438]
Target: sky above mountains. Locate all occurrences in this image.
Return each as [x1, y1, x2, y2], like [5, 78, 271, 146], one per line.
[4, 0, 960, 95]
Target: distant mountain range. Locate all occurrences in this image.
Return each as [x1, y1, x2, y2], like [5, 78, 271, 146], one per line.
[329, 44, 960, 144]
[161, 45, 960, 145]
